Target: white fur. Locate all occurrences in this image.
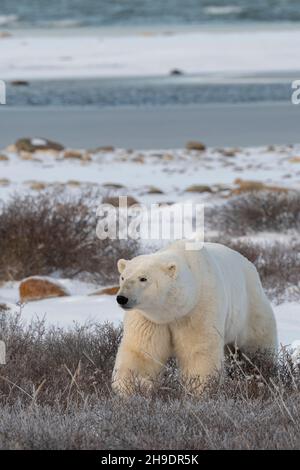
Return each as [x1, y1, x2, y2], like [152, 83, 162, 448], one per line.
[113, 241, 278, 395]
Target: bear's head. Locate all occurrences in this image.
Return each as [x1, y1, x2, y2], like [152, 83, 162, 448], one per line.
[116, 252, 198, 324]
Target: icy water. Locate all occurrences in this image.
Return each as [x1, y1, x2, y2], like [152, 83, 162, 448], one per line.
[2, 0, 300, 29]
[6, 77, 292, 107]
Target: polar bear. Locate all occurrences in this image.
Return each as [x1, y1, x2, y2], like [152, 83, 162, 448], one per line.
[112, 241, 278, 395]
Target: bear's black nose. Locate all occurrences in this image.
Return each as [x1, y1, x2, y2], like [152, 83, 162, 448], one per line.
[117, 295, 128, 305]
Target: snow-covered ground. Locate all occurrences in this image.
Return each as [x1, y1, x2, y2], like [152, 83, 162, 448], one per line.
[0, 28, 300, 80]
[0, 280, 298, 347]
[0, 143, 300, 202]
[0, 141, 299, 347]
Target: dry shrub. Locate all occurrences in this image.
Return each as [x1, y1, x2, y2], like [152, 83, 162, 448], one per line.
[209, 191, 300, 235]
[0, 313, 300, 449]
[218, 238, 300, 299]
[0, 310, 122, 406]
[0, 189, 138, 284]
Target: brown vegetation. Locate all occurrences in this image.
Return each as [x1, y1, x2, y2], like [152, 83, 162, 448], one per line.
[0, 313, 299, 449]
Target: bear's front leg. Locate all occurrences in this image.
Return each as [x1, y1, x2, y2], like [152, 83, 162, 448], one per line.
[112, 310, 171, 396]
[171, 310, 224, 395]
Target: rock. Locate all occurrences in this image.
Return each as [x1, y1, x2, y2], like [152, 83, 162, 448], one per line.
[102, 196, 139, 207]
[63, 150, 91, 161]
[102, 182, 125, 189]
[144, 186, 164, 194]
[19, 151, 34, 160]
[219, 148, 238, 157]
[67, 180, 81, 187]
[5, 144, 17, 152]
[0, 31, 11, 38]
[0, 178, 10, 187]
[30, 182, 47, 191]
[170, 69, 184, 76]
[185, 184, 212, 193]
[63, 149, 83, 159]
[0, 154, 9, 161]
[19, 277, 69, 303]
[10, 80, 29, 86]
[81, 152, 92, 162]
[289, 157, 300, 163]
[15, 137, 64, 153]
[157, 201, 175, 207]
[132, 155, 145, 164]
[90, 286, 119, 296]
[162, 153, 174, 161]
[89, 146, 115, 153]
[186, 141, 206, 151]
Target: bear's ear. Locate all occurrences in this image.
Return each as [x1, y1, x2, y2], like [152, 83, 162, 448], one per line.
[165, 262, 178, 279]
[117, 259, 127, 274]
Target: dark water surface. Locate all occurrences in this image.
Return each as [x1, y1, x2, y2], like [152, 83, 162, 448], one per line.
[2, 0, 300, 28]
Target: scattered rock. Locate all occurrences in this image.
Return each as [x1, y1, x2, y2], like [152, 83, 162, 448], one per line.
[90, 286, 119, 296]
[10, 80, 29, 86]
[157, 201, 174, 207]
[67, 180, 81, 187]
[185, 184, 212, 193]
[19, 151, 34, 160]
[0, 31, 11, 38]
[186, 141, 206, 152]
[0, 178, 10, 187]
[81, 152, 92, 162]
[102, 182, 125, 189]
[30, 182, 47, 191]
[63, 150, 91, 161]
[289, 157, 300, 163]
[19, 276, 70, 303]
[5, 144, 17, 153]
[132, 155, 145, 164]
[15, 137, 64, 153]
[63, 149, 82, 159]
[0, 154, 9, 161]
[102, 195, 139, 207]
[163, 153, 174, 161]
[89, 146, 115, 153]
[170, 69, 184, 76]
[144, 186, 164, 194]
[219, 148, 238, 157]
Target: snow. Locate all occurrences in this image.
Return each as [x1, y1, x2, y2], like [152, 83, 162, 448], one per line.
[0, 142, 299, 347]
[0, 280, 123, 328]
[0, 281, 298, 346]
[0, 28, 300, 79]
[291, 340, 300, 365]
[275, 303, 300, 348]
[31, 138, 47, 146]
[0, 144, 299, 202]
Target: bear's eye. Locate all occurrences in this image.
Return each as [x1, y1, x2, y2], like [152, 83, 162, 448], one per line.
[139, 277, 147, 282]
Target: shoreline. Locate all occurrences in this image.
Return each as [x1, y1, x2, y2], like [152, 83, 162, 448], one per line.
[3, 21, 300, 37]
[1, 102, 299, 149]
